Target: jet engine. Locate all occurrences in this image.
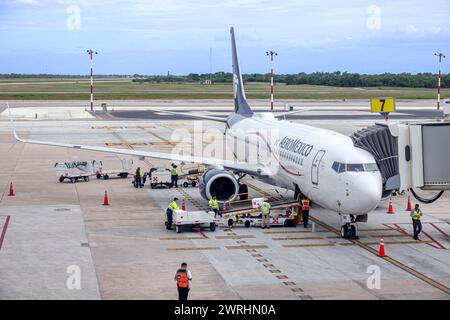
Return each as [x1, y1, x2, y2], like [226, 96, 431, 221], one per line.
[199, 168, 240, 201]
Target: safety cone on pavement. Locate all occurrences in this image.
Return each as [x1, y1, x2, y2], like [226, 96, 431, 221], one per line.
[8, 182, 15, 197]
[103, 191, 109, 206]
[387, 197, 394, 214]
[181, 198, 186, 211]
[406, 195, 412, 211]
[378, 237, 385, 257]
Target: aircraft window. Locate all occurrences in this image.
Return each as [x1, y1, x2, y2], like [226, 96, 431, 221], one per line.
[332, 162, 340, 172]
[364, 163, 379, 171]
[332, 162, 346, 173]
[347, 164, 364, 172]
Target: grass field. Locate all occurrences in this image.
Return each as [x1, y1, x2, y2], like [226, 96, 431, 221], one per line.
[0, 78, 448, 100]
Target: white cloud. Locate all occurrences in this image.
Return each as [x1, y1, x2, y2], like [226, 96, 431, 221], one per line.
[15, 0, 40, 5]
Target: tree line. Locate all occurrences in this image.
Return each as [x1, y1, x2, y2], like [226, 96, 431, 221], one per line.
[1, 72, 448, 88]
[133, 72, 449, 88]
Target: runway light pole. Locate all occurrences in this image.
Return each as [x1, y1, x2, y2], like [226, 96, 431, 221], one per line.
[87, 49, 98, 111]
[434, 52, 446, 110]
[266, 50, 277, 111]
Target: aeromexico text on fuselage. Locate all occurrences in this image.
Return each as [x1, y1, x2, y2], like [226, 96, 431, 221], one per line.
[278, 136, 314, 157]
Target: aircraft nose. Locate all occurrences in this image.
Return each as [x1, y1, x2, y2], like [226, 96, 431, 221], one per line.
[350, 174, 382, 213]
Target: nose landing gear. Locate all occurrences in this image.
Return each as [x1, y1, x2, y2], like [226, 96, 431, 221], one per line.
[339, 214, 359, 239]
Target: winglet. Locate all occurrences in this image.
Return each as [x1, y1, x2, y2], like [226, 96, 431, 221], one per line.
[230, 27, 253, 115]
[7, 102, 23, 142]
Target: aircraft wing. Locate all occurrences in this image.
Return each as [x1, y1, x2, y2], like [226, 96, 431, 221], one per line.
[153, 108, 313, 122]
[273, 108, 311, 118]
[7, 104, 269, 176]
[152, 108, 228, 122]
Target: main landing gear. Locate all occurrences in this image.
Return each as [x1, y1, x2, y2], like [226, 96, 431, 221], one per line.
[339, 214, 359, 239]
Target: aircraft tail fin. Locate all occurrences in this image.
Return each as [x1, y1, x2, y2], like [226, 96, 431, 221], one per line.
[230, 27, 253, 115]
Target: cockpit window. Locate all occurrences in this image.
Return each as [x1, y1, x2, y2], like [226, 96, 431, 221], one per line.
[347, 164, 364, 172]
[332, 162, 346, 173]
[363, 163, 379, 172]
[332, 162, 378, 173]
[332, 162, 339, 172]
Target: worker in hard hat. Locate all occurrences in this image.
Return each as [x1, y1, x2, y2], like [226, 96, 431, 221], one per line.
[411, 203, 423, 240]
[209, 194, 220, 218]
[166, 197, 179, 230]
[170, 163, 180, 188]
[260, 198, 271, 229]
[134, 167, 143, 188]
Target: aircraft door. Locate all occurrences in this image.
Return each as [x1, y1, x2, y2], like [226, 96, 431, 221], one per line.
[311, 150, 326, 186]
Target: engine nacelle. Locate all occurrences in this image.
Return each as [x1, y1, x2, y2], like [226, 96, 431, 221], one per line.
[199, 168, 239, 201]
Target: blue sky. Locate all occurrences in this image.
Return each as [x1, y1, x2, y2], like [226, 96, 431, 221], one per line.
[0, 0, 449, 75]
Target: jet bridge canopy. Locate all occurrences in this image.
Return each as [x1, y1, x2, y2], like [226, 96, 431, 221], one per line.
[351, 119, 450, 194]
[351, 125, 399, 197]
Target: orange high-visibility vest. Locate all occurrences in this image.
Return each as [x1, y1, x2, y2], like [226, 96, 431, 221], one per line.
[302, 200, 310, 211]
[176, 269, 189, 288]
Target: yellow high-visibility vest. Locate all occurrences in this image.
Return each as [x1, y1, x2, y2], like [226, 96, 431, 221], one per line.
[134, 168, 142, 177]
[170, 167, 179, 176]
[261, 202, 271, 215]
[411, 209, 422, 220]
[209, 198, 219, 209]
[168, 200, 179, 211]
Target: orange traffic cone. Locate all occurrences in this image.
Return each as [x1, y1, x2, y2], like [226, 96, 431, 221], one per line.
[181, 198, 186, 211]
[378, 237, 385, 257]
[8, 182, 14, 197]
[387, 197, 394, 214]
[406, 195, 412, 211]
[103, 191, 109, 206]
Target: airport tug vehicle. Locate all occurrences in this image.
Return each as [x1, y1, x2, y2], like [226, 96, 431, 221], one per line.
[149, 167, 172, 188]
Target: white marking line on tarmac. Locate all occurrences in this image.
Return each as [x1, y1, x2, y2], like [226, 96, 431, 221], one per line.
[0, 215, 11, 251]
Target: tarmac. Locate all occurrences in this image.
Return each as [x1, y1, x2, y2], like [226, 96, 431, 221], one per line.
[0, 99, 448, 300]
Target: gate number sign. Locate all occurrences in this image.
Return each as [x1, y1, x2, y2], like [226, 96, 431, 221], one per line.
[370, 98, 395, 113]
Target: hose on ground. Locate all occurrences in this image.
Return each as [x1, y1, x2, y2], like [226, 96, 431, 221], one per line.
[410, 188, 444, 204]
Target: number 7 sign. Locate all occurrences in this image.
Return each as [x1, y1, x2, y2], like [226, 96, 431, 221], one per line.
[370, 98, 395, 113]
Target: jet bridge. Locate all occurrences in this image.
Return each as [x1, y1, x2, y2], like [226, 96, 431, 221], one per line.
[351, 107, 450, 202]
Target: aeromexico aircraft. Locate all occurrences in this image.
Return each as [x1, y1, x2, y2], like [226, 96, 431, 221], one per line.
[8, 27, 383, 238]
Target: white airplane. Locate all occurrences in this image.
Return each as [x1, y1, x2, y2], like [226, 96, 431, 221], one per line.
[8, 27, 383, 238]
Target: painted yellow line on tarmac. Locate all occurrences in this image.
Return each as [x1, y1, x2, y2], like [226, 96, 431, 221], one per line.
[226, 245, 268, 250]
[159, 236, 206, 240]
[368, 234, 410, 238]
[264, 230, 328, 234]
[166, 246, 220, 251]
[272, 237, 323, 241]
[283, 243, 335, 248]
[216, 235, 256, 239]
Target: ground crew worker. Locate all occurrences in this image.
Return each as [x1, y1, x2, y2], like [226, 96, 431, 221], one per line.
[411, 203, 423, 240]
[170, 163, 179, 188]
[134, 167, 143, 188]
[174, 262, 192, 301]
[284, 208, 296, 227]
[166, 197, 179, 230]
[209, 195, 220, 218]
[260, 199, 271, 229]
[301, 199, 310, 228]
